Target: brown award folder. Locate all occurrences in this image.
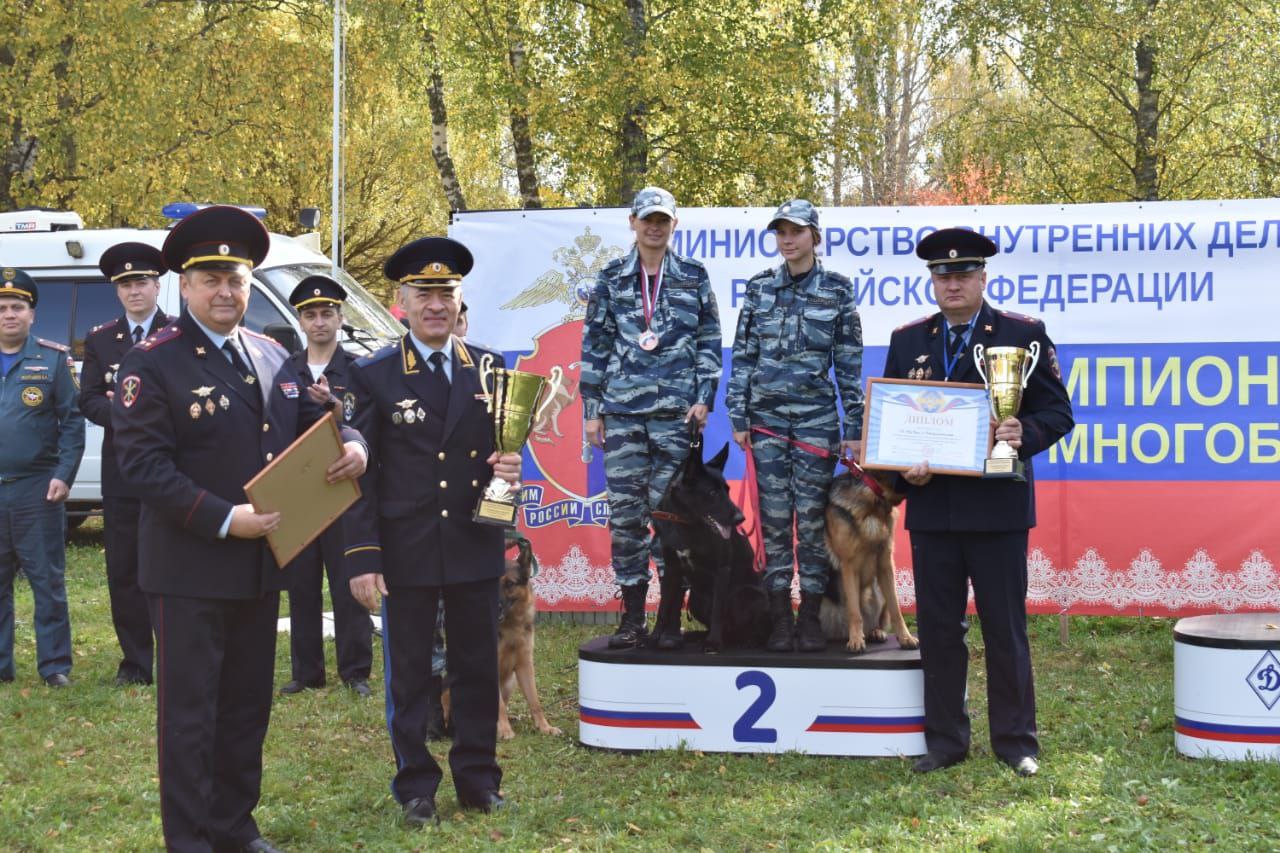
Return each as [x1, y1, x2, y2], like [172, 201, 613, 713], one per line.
[243, 411, 361, 567]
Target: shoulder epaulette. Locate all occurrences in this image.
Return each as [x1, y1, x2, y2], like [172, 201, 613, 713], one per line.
[601, 256, 625, 273]
[997, 310, 1043, 325]
[748, 267, 776, 283]
[90, 318, 122, 335]
[674, 253, 706, 271]
[138, 325, 182, 351]
[823, 269, 853, 286]
[356, 343, 399, 368]
[36, 338, 70, 352]
[894, 315, 933, 332]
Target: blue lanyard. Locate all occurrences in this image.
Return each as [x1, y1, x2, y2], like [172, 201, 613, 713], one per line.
[942, 313, 978, 380]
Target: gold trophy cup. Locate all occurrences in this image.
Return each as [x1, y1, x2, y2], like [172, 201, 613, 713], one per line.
[973, 341, 1040, 481]
[474, 360, 563, 527]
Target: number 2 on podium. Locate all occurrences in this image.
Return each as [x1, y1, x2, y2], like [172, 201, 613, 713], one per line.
[733, 670, 778, 743]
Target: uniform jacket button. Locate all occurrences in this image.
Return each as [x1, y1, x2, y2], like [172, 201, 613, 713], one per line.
[262, 423, 270, 432]
[471, 479, 479, 487]
[439, 480, 447, 488]
[266, 452, 274, 461]
[440, 509, 449, 518]
[469, 450, 478, 458]
[438, 451, 446, 461]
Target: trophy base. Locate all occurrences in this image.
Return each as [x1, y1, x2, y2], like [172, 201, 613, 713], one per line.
[983, 457, 1026, 482]
[474, 496, 519, 528]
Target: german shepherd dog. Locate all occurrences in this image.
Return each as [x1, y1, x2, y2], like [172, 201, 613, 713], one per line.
[650, 437, 771, 652]
[443, 537, 562, 739]
[821, 469, 919, 653]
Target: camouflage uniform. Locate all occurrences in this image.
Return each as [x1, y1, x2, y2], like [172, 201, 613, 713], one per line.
[727, 260, 863, 595]
[580, 246, 722, 587]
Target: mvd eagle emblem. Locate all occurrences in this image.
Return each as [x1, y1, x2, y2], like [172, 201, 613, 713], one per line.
[500, 228, 624, 322]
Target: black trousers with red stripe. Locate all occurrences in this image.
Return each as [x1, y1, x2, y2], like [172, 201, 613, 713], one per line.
[148, 592, 279, 852]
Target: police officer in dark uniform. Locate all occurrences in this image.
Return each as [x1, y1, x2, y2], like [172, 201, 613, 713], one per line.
[79, 242, 172, 686]
[883, 228, 1074, 777]
[278, 275, 373, 698]
[112, 206, 367, 852]
[344, 236, 521, 827]
[0, 268, 85, 687]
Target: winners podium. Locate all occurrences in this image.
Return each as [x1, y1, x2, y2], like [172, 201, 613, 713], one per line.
[578, 635, 926, 756]
[1174, 613, 1280, 761]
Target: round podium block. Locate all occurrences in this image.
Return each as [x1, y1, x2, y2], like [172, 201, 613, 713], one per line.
[578, 635, 925, 756]
[1174, 613, 1280, 761]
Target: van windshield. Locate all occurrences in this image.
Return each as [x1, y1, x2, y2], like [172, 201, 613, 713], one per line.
[256, 264, 403, 345]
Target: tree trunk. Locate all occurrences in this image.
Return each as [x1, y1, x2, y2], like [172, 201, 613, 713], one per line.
[1132, 1, 1160, 201]
[421, 25, 467, 212]
[505, 5, 541, 209]
[616, 0, 648, 204]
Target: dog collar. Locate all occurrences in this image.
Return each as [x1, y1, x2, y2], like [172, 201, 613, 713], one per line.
[651, 510, 690, 525]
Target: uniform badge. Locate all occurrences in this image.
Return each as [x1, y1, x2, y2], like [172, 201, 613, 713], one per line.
[279, 381, 299, 399]
[219, 394, 230, 410]
[189, 402, 202, 419]
[984, 324, 993, 333]
[916, 354, 928, 363]
[205, 399, 216, 415]
[20, 386, 44, 407]
[121, 375, 142, 408]
[1047, 345, 1062, 380]
[417, 406, 427, 421]
[106, 363, 119, 385]
[192, 385, 215, 398]
[244, 375, 256, 385]
[195, 346, 207, 357]
[116, 332, 125, 340]
[342, 391, 356, 421]
[404, 408, 417, 424]
[392, 411, 403, 425]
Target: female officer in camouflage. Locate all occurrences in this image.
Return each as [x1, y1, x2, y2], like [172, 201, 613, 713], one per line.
[580, 187, 723, 649]
[727, 199, 863, 652]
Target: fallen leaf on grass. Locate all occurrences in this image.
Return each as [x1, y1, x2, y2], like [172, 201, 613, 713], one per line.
[1137, 795, 1150, 806]
[626, 822, 643, 835]
[69, 747, 86, 758]
[490, 829, 505, 841]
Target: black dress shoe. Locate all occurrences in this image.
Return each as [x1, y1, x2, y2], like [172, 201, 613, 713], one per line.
[44, 673, 70, 688]
[345, 678, 372, 698]
[278, 680, 322, 695]
[402, 797, 439, 827]
[114, 671, 151, 687]
[1003, 755, 1039, 777]
[458, 791, 511, 813]
[911, 751, 965, 773]
[242, 837, 286, 853]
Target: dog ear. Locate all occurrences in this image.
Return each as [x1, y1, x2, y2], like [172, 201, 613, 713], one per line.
[708, 442, 730, 472]
[682, 442, 706, 481]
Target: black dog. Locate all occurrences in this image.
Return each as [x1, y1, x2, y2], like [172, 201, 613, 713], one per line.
[650, 436, 770, 652]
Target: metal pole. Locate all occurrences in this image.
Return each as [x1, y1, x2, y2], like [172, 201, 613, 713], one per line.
[330, 0, 343, 277]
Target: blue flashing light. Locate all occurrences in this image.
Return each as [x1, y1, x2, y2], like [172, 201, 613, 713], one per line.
[161, 202, 268, 221]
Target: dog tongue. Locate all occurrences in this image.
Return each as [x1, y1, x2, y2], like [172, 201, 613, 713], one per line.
[707, 517, 730, 540]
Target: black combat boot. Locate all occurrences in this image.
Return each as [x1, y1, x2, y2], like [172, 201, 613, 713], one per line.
[766, 589, 795, 652]
[795, 590, 827, 652]
[425, 674, 449, 740]
[608, 583, 650, 649]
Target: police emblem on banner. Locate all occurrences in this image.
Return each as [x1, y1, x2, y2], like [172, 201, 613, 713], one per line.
[499, 228, 625, 322]
[513, 321, 609, 529]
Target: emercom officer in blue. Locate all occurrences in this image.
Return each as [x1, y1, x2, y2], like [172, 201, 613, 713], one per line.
[0, 267, 85, 688]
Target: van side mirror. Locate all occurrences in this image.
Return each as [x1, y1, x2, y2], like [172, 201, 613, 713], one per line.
[262, 322, 303, 354]
[298, 207, 321, 230]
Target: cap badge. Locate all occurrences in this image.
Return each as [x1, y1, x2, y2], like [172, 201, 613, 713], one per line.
[218, 244, 230, 255]
[431, 262, 442, 272]
[124, 262, 133, 271]
[2, 268, 13, 280]
[314, 288, 321, 296]
[949, 249, 958, 258]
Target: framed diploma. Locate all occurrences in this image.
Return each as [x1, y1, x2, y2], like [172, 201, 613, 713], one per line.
[243, 412, 360, 567]
[860, 378, 993, 477]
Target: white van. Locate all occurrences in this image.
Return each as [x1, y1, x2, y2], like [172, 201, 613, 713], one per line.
[0, 206, 404, 526]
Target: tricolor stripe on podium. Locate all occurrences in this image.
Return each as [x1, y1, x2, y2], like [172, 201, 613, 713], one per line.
[807, 715, 925, 734]
[579, 706, 700, 729]
[1175, 716, 1280, 744]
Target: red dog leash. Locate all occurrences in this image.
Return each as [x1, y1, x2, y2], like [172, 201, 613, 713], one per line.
[748, 425, 885, 499]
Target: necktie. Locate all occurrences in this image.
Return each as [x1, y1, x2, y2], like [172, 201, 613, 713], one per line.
[222, 338, 256, 384]
[132, 325, 143, 344]
[948, 323, 969, 360]
[427, 350, 450, 414]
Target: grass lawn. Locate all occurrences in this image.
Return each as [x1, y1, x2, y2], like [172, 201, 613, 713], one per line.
[2, 519, 1278, 851]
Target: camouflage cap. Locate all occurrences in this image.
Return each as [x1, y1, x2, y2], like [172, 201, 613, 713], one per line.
[631, 186, 677, 220]
[767, 198, 819, 230]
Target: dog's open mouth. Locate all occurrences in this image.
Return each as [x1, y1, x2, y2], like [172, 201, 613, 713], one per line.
[705, 515, 731, 540]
